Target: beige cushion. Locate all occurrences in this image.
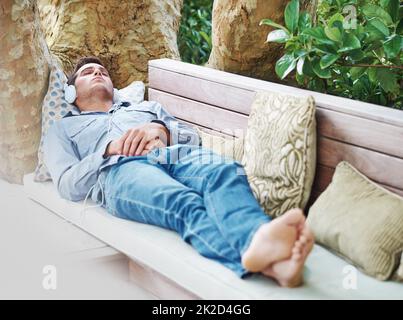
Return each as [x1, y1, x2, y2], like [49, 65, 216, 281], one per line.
[196, 128, 244, 162]
[307, 161, 403, 281]
[392, 253, 403, 282]
[241, 91, 317, 218]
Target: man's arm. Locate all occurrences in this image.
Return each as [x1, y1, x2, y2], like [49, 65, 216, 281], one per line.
[43, 123, 112, 201]
[149, 101, 201, 146]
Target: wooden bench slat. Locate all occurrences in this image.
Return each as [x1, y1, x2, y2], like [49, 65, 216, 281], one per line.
[312, 164, 403, 197]
[149, 67, 254, 115]
[151, 87, 403, 160]
[317, 109, 403, 159]
[149, 59, 403, 127]
[176, 118, 236, 138]
[149, 88, 248, 137]
[317, 137, 403, 190]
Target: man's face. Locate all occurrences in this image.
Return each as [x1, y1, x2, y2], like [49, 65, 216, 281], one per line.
[74, 63, 114, 103]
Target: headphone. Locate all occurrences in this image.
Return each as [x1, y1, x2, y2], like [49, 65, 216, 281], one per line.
[64, 83, 120, 104]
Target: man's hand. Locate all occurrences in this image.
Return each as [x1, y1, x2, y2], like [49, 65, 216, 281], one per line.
[104, 123, 170, 157]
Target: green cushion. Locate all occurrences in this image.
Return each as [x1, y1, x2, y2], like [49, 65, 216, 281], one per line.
[307, 161, 403, 281]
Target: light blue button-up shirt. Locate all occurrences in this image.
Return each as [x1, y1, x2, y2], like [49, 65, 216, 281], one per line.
[43, 100, 201, 201]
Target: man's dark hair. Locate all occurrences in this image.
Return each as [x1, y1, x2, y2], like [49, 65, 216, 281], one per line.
[67, 56, 105, 86]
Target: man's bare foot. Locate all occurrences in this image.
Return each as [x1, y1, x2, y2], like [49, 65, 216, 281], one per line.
[241, 208, 305, 273]
[262, 226, 314, 287]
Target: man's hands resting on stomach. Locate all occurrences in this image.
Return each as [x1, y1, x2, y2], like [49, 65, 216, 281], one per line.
[104, 122, 170, 158]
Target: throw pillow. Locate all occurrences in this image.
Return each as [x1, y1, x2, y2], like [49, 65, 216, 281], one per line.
[242, 91, 316, 218]
[307, 161, 403, 281]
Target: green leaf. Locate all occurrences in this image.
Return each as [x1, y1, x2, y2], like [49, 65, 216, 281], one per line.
[384, 35, 403, 59]
[362, 4, 394, 26]
[302, 27, 335, 45]
[338, 33, 361, 53]
[366, 40, 384, 52]
[315, 44, 338, 54]
[298, 12, 312, 32]
[302, 58, 316, 77]
[380, 0, 400, 23]
[312, 59, 332, 78]
[199, 31, 211, 47]
[259, 19, 289, 33]
[325, 26, 342, 42]
[397, 18, 403, 35]
[275, 53, 297, 79]
[356, 25, 367, 42]
[350, 67, 367, 80]
[328, 13, 344, 28]
[365, 18, 390, 42]
[266, 29, 290, 43]
[284, 0, 299, 34]
[320, 54, 340, 69]
[367, 68, 377, 83]
[349, 49, 365, 62]
[297, 57, 305, 75]
[376, 68, 399, 93]
[294, 49, 307, 58]
[296, 72, 305, 85]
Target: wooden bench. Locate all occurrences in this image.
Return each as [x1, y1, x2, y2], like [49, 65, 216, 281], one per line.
[148, 58, 403, 203]
[24, 58, 403, 299]
[128, 58, 403, 297]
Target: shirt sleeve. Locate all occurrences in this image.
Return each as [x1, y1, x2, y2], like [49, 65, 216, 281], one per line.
[149, 100, 201, 146]
[43, 122, 112, 202]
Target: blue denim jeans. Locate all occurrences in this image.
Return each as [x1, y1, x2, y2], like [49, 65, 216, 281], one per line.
[98, 144, 271, 277]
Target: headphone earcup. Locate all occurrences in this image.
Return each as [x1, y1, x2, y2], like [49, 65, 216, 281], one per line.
[64, 83, 77, 104]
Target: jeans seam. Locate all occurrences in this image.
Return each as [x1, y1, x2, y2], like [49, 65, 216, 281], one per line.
[204, 186, 241, 257]
[172, 174, 241, 257]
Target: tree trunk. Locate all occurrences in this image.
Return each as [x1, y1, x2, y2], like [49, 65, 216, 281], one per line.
[207, 0, 316, 82]
[0, 0, 51, 184]
[37, 0, 183, 88]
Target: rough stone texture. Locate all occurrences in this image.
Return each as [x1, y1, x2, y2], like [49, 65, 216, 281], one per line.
[0, 0, 51, 184]
[37, 0, 183, 88]
[207, 0, 316, 82]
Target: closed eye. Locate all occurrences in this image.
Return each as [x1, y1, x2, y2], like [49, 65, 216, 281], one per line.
[80, 67, 110, 77]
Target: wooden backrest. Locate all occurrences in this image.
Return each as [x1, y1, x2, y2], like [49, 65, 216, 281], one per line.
[148, 58, 403, 209]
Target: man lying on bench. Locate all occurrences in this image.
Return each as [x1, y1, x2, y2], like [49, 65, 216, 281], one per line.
[43, 56, 314, 288]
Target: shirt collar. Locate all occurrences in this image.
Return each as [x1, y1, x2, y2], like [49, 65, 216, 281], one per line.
[63, 101, 131, 118]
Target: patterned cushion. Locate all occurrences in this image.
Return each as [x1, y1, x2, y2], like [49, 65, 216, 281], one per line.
[34, 61, 145, 182]
[241, 91, 317, 218]
[34, 62, 76, 182]
[307, 161, 403, 281]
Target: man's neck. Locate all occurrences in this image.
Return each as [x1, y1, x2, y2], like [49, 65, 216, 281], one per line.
[76, 98, 114, 113]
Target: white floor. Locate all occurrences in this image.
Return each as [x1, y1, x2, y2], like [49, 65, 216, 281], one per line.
[0, 178, 157, 299]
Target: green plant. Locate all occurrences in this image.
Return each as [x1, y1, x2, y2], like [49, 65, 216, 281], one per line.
[261, 0, 403, 109]
[178, 0, 213, 65]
